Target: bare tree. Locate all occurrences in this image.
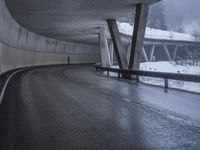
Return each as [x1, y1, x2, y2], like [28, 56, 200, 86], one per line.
[147, 2, 167, 30]
[192, 28, 200, 41]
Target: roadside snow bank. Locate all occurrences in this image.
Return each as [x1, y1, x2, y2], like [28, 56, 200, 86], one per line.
[140, 61, 200, 93]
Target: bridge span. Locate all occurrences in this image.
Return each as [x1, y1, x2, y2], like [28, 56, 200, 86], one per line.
[0, 64, 200, 150]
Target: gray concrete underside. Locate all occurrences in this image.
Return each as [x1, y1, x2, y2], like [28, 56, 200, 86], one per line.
[5, 0, 159, 45]
[0, 0, 99, 54]
[0, 65, 200, 150]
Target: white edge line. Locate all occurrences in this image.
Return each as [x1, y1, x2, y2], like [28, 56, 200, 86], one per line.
[0, 69, 28, 104]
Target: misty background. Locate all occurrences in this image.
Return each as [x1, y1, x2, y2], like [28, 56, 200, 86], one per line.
[164, 0, 200, 34]
[119, 0, 200, 39]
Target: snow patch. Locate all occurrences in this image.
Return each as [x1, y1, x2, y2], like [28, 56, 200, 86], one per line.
[109, 61, 200, 93]
[140, 61, 200, 93]
[118, 22, 196, 42]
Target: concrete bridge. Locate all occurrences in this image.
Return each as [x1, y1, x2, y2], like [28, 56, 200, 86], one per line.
[105, 33, 200, 65]
[0, 0, 200, 150]
[123, 34, 200, 62]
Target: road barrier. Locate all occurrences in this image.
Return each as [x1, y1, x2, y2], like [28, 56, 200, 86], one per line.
[95, 64, 200, 91]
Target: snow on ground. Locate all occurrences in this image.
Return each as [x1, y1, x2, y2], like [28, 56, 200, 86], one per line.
[110, 61, 200, 93]
[118, 22, 196, 42]
[140, 61, 200, 93]
[109, 22, 200, 92]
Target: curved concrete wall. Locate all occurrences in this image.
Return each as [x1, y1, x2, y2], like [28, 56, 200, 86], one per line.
[0, 0, 100, 74]
[0, 42, 99, 74]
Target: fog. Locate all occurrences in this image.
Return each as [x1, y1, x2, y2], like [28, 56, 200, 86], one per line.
[163, 0, 200, 33]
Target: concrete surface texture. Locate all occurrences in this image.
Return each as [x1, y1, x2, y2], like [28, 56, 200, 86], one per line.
[0, 42, 100, 74]
[0, 65, 199, 150]
[0, 0, 99, 54]
[5, 0, 159, 45]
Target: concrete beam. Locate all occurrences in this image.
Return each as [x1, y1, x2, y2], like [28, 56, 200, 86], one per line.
[129, 3, 149, 70]
[107, 20, 127, 69]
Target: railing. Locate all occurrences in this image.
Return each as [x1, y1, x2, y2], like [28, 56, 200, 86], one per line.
[94, 64, 200, 91]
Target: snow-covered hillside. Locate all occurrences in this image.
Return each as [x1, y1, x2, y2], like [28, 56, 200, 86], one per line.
[110, 61, 200, 93]
[118, 22, 196, 42]
[111, 22, 200, 93]
[140, 61, 200, 93]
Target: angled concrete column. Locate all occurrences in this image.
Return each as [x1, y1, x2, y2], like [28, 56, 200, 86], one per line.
[163, 45, 172, 61]
[108, 40, 114, 65]
[100, 28, 111, 67]
[126, 42, 132, 64]
[149, 44, 155, 62]
[107, 20, 127, 69]
[185, 46, 192, 58]
[129, 3, 149, 70]
[142, 47, 149, 62]
[0, 43, 2, 73]
[173, 46, 178, 61]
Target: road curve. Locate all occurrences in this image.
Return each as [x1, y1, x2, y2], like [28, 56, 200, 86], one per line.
[0, 64, 200, 150]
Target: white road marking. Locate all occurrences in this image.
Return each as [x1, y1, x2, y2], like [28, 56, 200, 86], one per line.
[0, 69, 27, 104]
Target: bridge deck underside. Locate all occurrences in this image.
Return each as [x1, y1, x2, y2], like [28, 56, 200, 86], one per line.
[5, 0, 158, 44]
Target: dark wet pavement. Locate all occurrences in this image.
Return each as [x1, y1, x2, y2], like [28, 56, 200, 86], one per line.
[0, 65, 200, 150]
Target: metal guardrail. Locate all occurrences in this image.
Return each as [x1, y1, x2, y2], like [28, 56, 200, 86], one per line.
[95, 64, 200, 91]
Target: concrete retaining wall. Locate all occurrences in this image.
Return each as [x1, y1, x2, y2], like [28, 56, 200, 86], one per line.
[0, 0, 100, 74]
[0, 42, 100, 74]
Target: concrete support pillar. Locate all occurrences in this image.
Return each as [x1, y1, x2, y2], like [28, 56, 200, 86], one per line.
[129, 3, 149, 70]
[185, 46, 192, 58]
[126, 42, 132, 64]
[149, 44, 155, 62]
[173, 46, 178, 61]
[142, 47, 149, 62]
[99, 28, 111, 67]
[107, 20, 127, 69]
[108, 40, 114, 65]
[163, 45, 172, 61]
[0, 43, 2, 74]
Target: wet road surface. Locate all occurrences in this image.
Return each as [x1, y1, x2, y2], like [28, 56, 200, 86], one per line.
[0, 65, 200, 150]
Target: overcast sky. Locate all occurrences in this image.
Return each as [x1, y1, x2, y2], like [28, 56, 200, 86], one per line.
[162, 0, 200, 33]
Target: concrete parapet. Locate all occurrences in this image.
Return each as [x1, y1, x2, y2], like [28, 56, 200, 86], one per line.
[0, 42, 100, 74]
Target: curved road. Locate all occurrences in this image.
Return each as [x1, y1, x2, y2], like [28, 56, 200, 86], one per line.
[0, 65, 200, 150]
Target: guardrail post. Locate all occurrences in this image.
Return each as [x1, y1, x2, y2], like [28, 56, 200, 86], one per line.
[118, 73, 121, 80]
[68, 56, 70, 65]
[136, 75, 140, 83]
[164, 79, 169, 92]
[107, 71, 110, 78]
[100, 69, 103, 75]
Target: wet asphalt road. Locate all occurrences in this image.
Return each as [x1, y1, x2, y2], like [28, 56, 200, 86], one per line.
[0, 65, 200, 150]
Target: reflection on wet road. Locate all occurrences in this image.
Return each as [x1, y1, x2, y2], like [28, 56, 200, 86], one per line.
[0, 65, 200, 150]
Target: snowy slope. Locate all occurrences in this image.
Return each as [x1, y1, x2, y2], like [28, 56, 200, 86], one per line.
[140, 61, 200, 75]
[110, 61, 200, 93]
[118, 22, 196, 42]
[140, 61, 200, 93]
